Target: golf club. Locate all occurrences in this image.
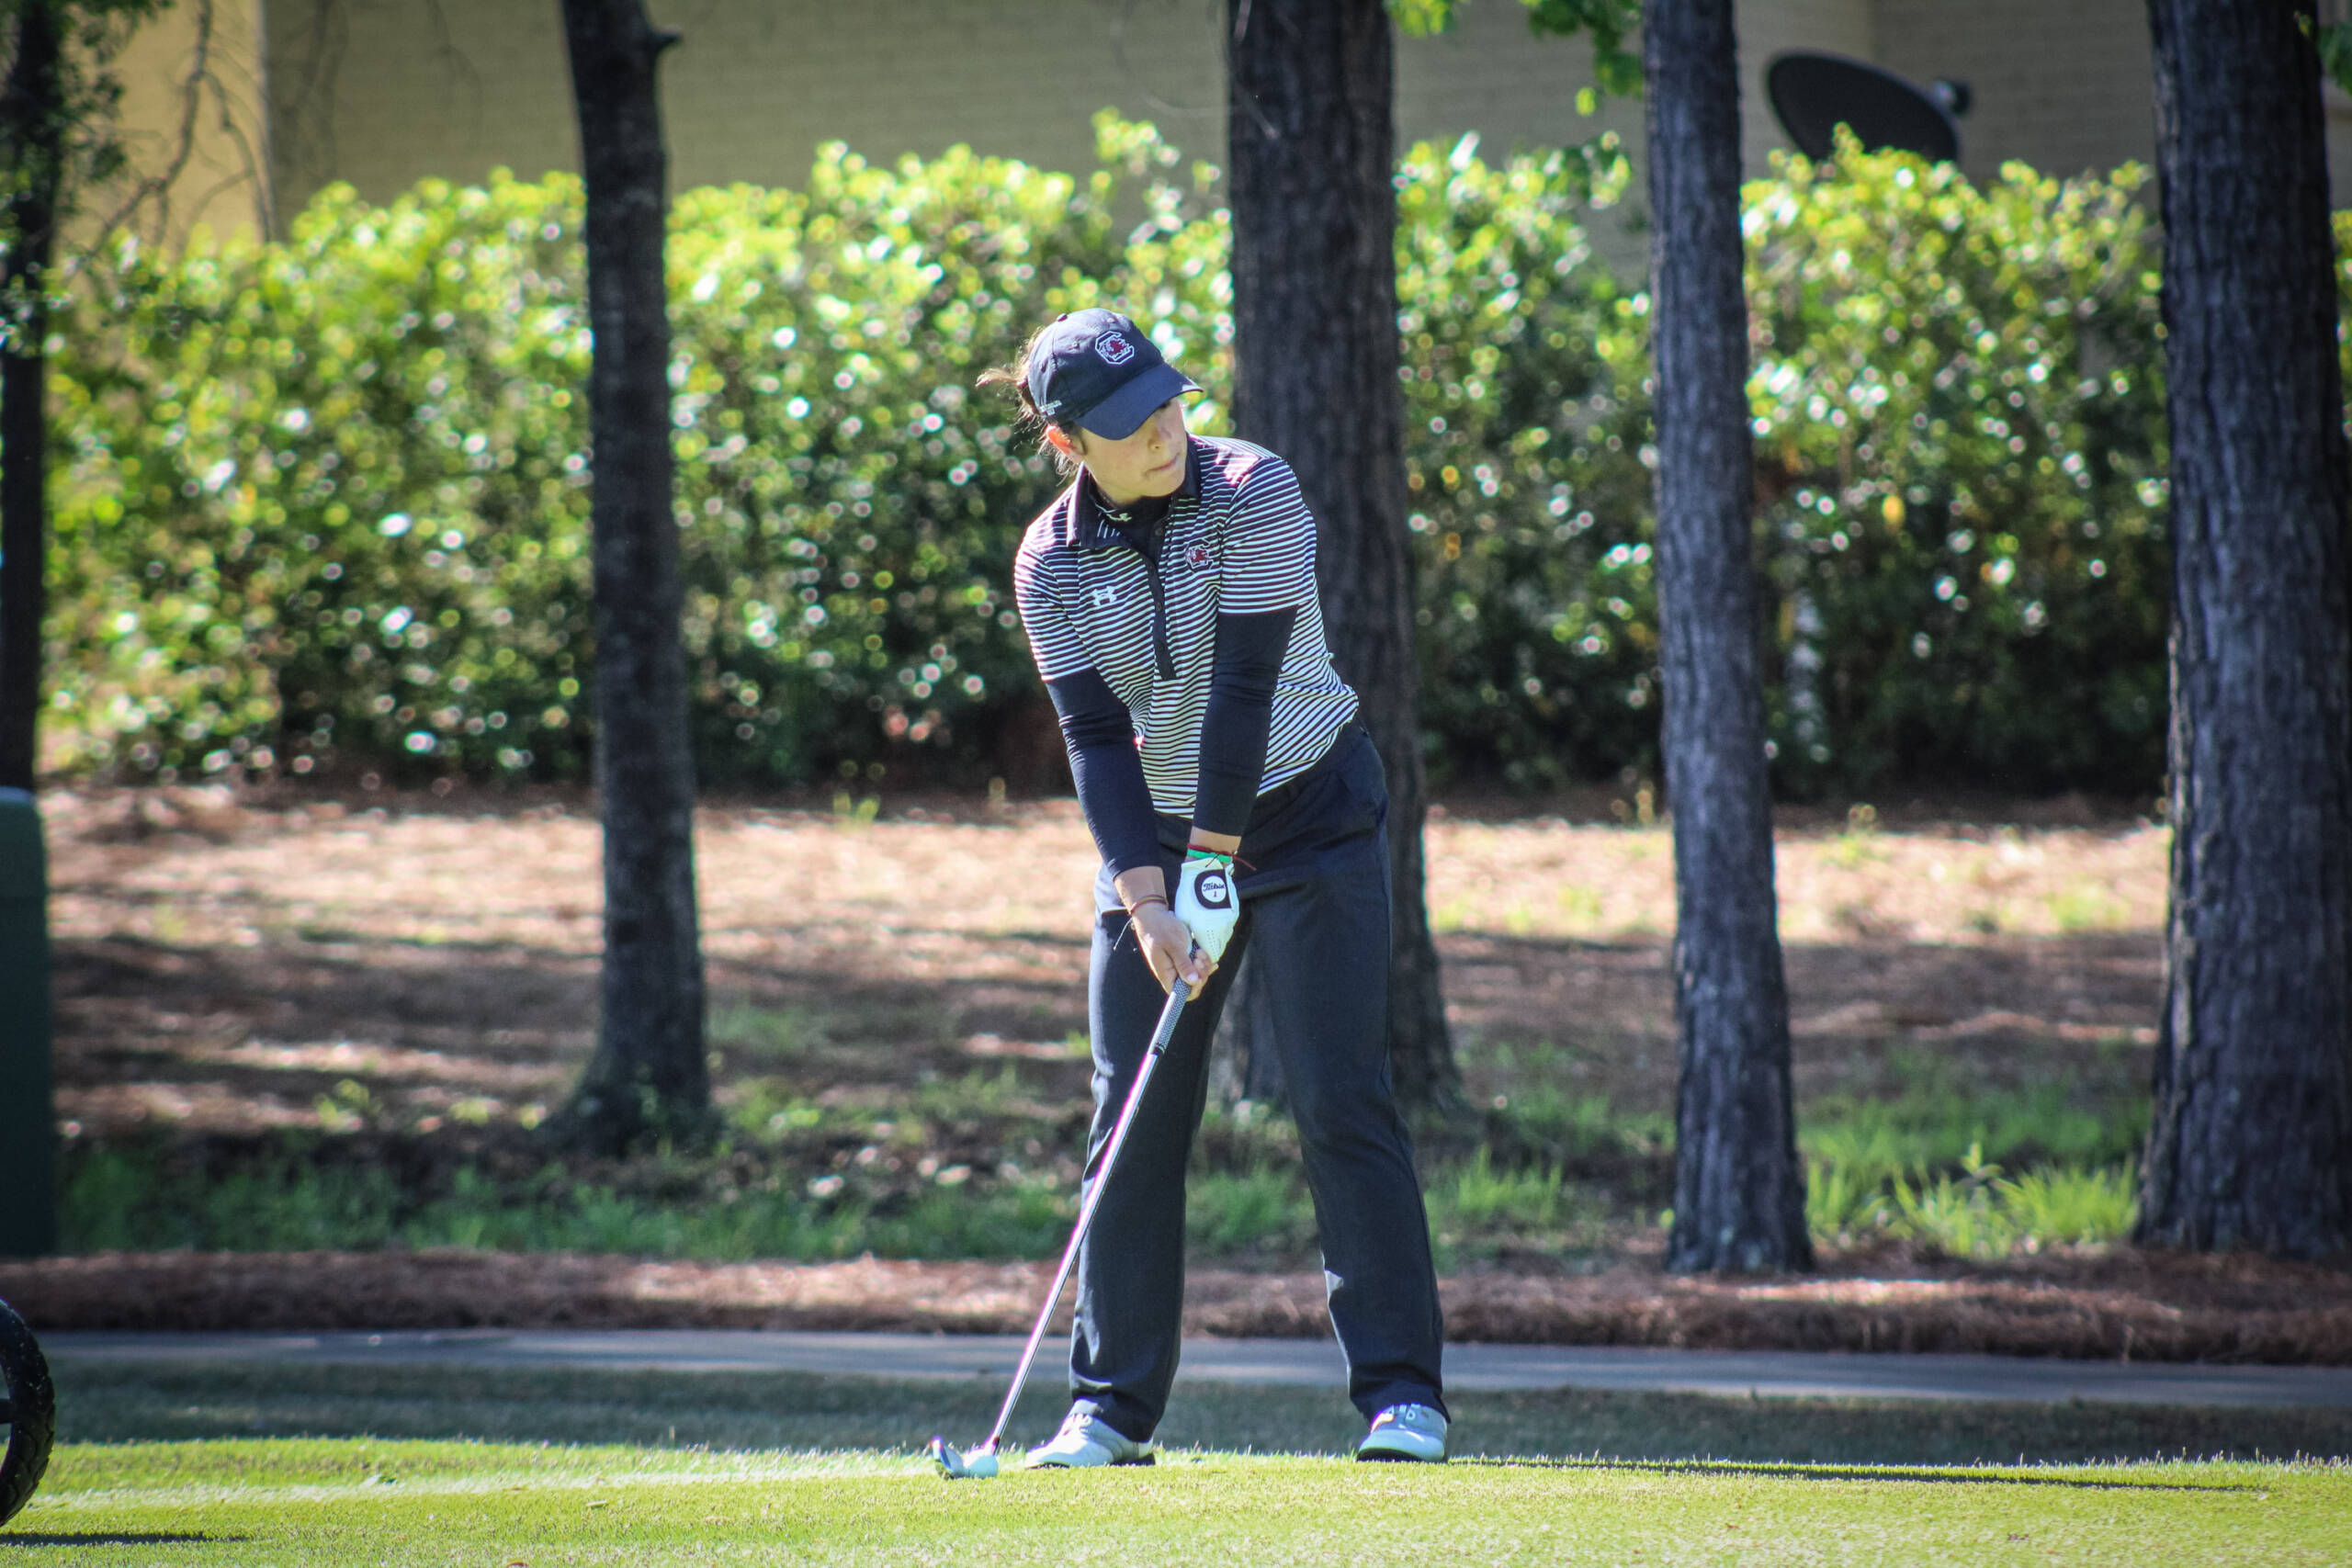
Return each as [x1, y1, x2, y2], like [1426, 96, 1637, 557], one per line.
[931, 976, 1192, 1479]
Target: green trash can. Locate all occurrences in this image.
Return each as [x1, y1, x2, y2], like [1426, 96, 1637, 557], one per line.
[0, 788, 54, 1258]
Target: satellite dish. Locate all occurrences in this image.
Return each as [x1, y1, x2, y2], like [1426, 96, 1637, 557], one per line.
[1766, 51, 1967, 164]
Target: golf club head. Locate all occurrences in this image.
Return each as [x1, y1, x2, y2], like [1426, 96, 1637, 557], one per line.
[928, 1435, 1000, 1480]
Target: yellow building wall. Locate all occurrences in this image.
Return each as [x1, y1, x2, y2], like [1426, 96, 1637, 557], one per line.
[1734, 0, 1872, 178]
[104, 0, 2344, 254]
[1875, 0, 2154, 185]
[1877, 0, 2352, 207]
[249, 0, 1630, 217]
[85, 0, 272, 247]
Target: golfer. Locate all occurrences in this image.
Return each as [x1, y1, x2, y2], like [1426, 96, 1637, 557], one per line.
[982, 309, 1449, 1467]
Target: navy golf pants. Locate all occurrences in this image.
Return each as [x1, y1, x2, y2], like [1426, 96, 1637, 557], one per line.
[1068, 728, 1447, 1441]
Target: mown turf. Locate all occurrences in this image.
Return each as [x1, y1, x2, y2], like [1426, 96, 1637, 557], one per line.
[15, 1359, 2347, 1563]
[48, 1359, 2352, 1468]
[10, 1440, 2347, 1567]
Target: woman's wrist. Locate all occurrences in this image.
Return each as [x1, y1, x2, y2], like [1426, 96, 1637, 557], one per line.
[1113, 866, 1170, 916]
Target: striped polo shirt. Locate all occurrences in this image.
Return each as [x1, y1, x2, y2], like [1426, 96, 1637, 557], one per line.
[1012, 434, 1358, 819]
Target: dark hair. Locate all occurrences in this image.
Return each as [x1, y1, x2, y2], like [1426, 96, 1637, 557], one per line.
[978, 321, 1086, 478]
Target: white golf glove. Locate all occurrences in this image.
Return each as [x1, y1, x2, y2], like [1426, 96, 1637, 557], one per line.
[1174, 850, 1239, 962]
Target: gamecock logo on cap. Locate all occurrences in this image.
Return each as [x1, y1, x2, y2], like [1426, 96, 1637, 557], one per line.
[1096, 331, 1136, 366]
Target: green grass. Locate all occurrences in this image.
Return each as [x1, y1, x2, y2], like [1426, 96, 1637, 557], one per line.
[1799, 1080, 2145, 1181]
[58, 1142, 1086, 1264]
[1807, 1149, 2139, 1256]
[57, 1047, 2156, 1266]
[2045, 884, 2137, 932]
[55, 1132, 2143, 1269]
[1186, 1165, 1317, 1257]
[1792, 1063, 2150, 1255]
[46, 1360, 2352, 1471]
[17, 1360, 2352, 1564]
[13, 1435, 2349, 1566]
[1487, 1080, 1677, 1165]
[708, 1003, 831, 1062]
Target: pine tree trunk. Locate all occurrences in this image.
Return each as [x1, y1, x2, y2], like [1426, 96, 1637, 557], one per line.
[1644, 0, 1811, 1273]
[558, 0, 710, 1155]
[2138, 0, 2352, 1258]
[1226, 0, 1461, 1113]
[0, 0, 62, 794]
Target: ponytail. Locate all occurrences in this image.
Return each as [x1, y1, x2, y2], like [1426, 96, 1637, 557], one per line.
[978, 321, 1085, 478]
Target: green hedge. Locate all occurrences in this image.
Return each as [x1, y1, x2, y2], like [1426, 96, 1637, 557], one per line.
[51, 140, 1135, 788]
[1744, 150, 2172, 793]
[45, 119, 2279, 796]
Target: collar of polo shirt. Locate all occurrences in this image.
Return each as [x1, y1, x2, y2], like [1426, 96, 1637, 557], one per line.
[1065, 437, 1204, 551]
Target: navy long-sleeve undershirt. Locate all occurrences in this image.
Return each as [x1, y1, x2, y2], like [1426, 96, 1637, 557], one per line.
[1045, 666, 1159, 877]
[1190, 606, 1294, 837]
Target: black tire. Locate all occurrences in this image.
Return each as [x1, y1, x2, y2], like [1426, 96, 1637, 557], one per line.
[0, 1296, 54, 1529]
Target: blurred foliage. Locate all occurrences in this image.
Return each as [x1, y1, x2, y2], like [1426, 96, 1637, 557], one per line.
[50, 137, 1136, 785]
[1519, 0, 1643, 96]
[51, 175, 599, 780]
[2337, 209, 2352, 423]
[2312, 16, 2352, 98]
[1742, 136, 2173, 794]
[0, 0, 171, 300]
[1390, 0, 1643, 98]
[1393, 130, 1658, 787]
[45, 121, 2313, 797]
[1393, 130, 2178, 795]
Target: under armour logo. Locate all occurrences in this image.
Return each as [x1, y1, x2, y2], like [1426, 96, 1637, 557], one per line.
[1090, 585, 1119, 608]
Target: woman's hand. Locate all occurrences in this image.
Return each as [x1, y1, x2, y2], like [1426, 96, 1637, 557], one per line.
[1129, 900, 1213, 998]
[1113, 867, 1213, 998]
[1174, 851, 1238, 962]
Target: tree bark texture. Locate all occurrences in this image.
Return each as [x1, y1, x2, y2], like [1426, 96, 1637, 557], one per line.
[2139, 0, 2352, 1257]
[1644, 0, 1812, 1272]
[558, 0, 709, 1153]
[0, 0, 62, 794]
[1226, 0, 1460, 1112]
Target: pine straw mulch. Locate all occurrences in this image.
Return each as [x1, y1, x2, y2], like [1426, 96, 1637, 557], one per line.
[8, 1245, 2348, 1365]
[38, 788, 2328, 1371]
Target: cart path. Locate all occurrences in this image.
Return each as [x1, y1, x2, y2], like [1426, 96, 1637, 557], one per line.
[40, 1329, 2352, 1408]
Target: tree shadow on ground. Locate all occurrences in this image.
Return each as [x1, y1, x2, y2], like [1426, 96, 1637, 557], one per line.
[55, 926, 1095, 1133]
[1456, 1456, 2264, 1492]
[0, 1533, 232, 1548]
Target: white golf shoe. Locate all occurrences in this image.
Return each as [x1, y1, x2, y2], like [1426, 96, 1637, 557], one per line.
[1025, 1407, 1155, 1468]
[1356, 1402, 1448, 1462]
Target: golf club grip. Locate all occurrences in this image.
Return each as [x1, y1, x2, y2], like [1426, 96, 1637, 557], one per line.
[980, 980, 1190, 1449]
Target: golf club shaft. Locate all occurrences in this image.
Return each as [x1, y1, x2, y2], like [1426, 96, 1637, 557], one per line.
[979, 978, 1190, 1452]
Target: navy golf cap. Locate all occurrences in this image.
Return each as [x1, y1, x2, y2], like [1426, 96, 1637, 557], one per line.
[1025, 309, 1199, 439]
